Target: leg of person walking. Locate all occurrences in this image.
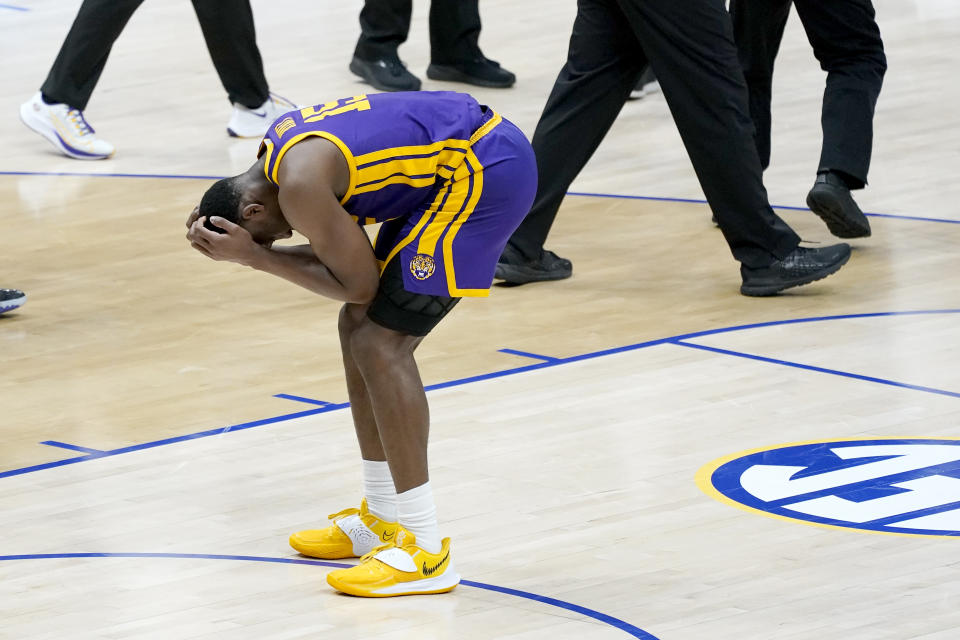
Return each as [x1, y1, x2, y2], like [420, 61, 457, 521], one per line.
[796, 0, 886, 238]
[38, 0, 146, 111]
[425, 0, 515, 88]
[350, 0, 422, 91]
[729, 0, 793, 171]
[795, 0, 886, 188]
[498, 0, 852, 295]
[621, 0, 801, 269]
[191, 0, 269, 109]
[20, 0, 144, 159]
[497, 0, 642, 281]
[191, 0, 295, 138]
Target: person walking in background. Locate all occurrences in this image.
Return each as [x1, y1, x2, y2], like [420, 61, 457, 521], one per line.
[20, 0, 295, 160]
[349, 0, 515, 92]
[730, 0, 886, 238]
[495, 0, 852, 297]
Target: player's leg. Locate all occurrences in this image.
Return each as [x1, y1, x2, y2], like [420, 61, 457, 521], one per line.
[324, 117, 534, 596]
[287, 303, 402, 560]
[325, 260, 461, 597]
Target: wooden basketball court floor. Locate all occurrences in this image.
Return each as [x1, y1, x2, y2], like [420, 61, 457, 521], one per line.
[2, 0, 960, 638]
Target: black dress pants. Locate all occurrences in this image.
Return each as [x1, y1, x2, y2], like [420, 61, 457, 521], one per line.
[508, 0, 800, 269]
[41, 0, 270, 111]
[730, 0, 886, 188]
[354, 0, 483, 65]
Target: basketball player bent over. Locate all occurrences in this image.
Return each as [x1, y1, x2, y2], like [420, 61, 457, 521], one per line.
[186, 91, 535, 597]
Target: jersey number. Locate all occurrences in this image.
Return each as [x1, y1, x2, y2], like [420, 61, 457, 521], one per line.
[300, 96, 371, 122]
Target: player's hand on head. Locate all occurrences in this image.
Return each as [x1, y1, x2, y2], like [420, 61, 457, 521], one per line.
[186, 205, 200, 228]
[186, 216, 261, 266]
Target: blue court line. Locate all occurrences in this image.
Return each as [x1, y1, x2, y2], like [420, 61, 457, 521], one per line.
[671, 340, 960, 400]
[498, 348, 560, 362]
[0, 404, 346, 480]
[566, 191, 960, 225]
[273, 393, 332, 406]
[0, 552, 659, 639]
[0, 3, 29, 11]
[0, 170, 222, 180]
[39, 441, 104, 454]
[1, 170, 955, 225]
[4, 308, 960, 482]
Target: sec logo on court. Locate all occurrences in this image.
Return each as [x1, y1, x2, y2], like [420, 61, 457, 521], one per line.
[697, 439, 960, 537]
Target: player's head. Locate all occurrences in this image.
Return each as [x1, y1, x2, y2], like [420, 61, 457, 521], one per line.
[197, 174, 292, 246]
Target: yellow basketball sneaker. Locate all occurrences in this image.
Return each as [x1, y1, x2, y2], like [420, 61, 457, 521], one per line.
[326, 531, 460, 597]
[289, 499, 399, 559]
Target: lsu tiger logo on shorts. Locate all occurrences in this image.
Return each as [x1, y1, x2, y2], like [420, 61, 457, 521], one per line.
[409, 254, 436, 281]
[697, 439, 960, 537]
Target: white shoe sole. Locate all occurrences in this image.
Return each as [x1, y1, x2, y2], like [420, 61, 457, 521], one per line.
[19, 102, 113, 160]
[370, 570, 461, 596]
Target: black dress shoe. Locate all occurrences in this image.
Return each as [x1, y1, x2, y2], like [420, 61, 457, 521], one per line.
[495, 244, 572, 284]
[806, 172, 871, 238]
[426, 57, 516, 88]
[740, 243, 851, 297]
[349, 55, 421, 92]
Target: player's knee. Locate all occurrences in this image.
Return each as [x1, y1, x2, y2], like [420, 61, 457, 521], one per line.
[348, 318, 408, 370]
[338, 303, 369, 342]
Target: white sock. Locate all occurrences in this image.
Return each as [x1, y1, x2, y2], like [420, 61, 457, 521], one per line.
[397, 481, 442, 554]
[362, 459, 397, 522]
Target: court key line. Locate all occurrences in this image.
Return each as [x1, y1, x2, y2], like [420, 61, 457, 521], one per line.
[0, 553, 660, 639]
[2, 169, 957, 225]
[5, 308, 960, 483]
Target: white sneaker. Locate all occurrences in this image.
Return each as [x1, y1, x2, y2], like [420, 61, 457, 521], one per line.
[19, 92, 114, 160]
[227, 92, 299, 138]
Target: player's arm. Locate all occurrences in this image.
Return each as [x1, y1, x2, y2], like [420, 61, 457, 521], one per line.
[187, 216, 360, 299]
[270, 140, 381, 304]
